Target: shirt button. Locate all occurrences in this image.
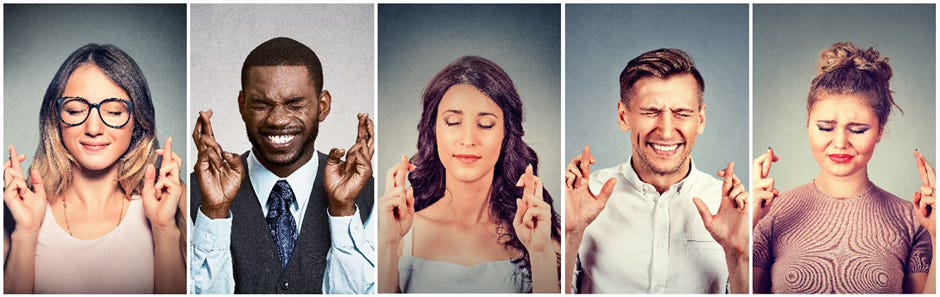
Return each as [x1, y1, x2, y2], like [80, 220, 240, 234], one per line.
[281, 281, 289, 290]
[656, 242, 666, 249]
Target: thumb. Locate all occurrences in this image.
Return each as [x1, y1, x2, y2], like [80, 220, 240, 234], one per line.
[143, 164, 156, 200]
[327, 148, 344, 166]
[692, 197, 713, 226]
[30, 169, 46, 198]
[596, 178, 617, 205]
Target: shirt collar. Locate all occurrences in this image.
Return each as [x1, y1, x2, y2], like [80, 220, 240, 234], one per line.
[247, 150, 319, 212]
[620, 156, 700, 196]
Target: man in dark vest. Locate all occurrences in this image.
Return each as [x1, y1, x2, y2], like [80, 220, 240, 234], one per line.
[189, 37, 375, 294]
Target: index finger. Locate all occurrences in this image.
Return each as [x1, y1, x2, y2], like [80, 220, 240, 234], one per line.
[579, 146, 594, 181]
[522, 164, 536, 197]
[762, 147, 775, 178]
[916, 150, 935, 188]
[396, 155, 409, 188]
[162, 137, 173, 168]
[9, 145, 21, 172]
[723, 162, 735, 195]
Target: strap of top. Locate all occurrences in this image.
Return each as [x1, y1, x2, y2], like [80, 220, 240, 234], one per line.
[402, 227, 414, 256]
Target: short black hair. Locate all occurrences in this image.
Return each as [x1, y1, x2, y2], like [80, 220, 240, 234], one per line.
[240, 37, 323, 92]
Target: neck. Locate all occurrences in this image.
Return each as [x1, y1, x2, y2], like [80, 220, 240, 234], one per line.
[814, 169, 872, 198]
[254, 148, 315, 178]
[66, 163, 124, 210]
[631, 155, 691, 194]
[444, 172, 494, 224]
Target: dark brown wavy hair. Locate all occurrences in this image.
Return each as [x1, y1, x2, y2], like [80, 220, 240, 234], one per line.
[409, 56, 561, 277]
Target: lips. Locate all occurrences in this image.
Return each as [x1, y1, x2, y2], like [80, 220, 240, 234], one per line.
[828, 154, 854, 163]
[648, 142, 682, 156]
[80, 141, 109, 152]
[454, 154, 482, 164]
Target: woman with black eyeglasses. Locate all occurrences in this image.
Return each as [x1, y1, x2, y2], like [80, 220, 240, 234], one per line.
[3, 44, 186, 293]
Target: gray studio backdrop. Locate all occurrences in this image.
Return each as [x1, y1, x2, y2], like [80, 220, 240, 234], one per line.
[4, 4, 187, 173]
[754, 4, 935, 200]
[566, 4, 750, 187]
[378, 4, 561, 209]
[189, 4, 374, 175]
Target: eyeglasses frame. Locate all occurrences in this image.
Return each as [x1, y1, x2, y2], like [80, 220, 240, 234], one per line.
[56, 96, 135, 129]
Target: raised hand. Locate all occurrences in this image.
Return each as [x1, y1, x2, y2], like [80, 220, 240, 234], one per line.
[513, 164, 552, 253]
[752, 147, 779, 227]
[3, 145, 47, 235]
[693, 162, 749, 256]
[378, 155, 415, 247]
[143, 137, 183, 232]
[324, 113, 375, 216]
[193, 110, 245, 219]
[913, 150, 935, 239]
[564, 146, 616, 236]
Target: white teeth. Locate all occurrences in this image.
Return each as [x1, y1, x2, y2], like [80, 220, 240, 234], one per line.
[267, 135, 295, 145]
[651, 144, 679, 152]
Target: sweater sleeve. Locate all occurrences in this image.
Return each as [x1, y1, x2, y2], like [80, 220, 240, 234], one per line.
[907, 224, 932, 273]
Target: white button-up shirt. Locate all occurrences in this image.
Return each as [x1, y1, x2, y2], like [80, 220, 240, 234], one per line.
[576, 158, 728, 294]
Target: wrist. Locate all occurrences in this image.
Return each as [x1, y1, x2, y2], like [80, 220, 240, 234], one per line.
[152, 225, 181, 241]
[724, 249, 750, 267]
[327, 203, 356, 217]
[201, 203, 231, 219]
[11, 228, 40, 243]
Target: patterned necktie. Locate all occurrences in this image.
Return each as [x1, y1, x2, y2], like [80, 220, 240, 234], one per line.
[266, 180, 298, 271]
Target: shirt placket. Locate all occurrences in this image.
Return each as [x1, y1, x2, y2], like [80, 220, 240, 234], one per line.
[647, 186, 670, 293]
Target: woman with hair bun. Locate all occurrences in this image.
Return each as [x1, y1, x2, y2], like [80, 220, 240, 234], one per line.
[378, 56, 561, 293]
[752, 42, 935, 293]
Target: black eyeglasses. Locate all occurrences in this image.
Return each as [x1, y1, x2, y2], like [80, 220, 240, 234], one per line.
[56, 97, 135, 129]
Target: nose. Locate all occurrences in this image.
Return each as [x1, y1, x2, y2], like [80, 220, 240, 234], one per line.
[264, 105, 291, 127]
[458, 123, 478, 147]
[832, 130, 848, 149]
[83, 109, 104, 136]
[658, 112, 676, 139]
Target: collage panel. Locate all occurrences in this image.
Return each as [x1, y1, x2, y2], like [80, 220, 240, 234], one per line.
[188, 4, 375, 294]
[3, 4, 187, 294]
[376, 3, 562, 294]
[752, 4, 936, 294]
[564, 4, 749, 294]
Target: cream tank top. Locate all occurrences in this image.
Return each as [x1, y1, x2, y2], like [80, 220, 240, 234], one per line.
[34, 196, 155, 293]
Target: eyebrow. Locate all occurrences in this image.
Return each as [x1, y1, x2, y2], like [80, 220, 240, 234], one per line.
[442, 109, 499, 118]
[249, 96, 306, 104]
[815, 120, 871, 127]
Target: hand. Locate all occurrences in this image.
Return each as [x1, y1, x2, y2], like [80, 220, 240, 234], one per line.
[193, 110, 245, 219]
[378, 155, 415, 247]
[752, 147, 779, 227]
[143, 137, 183, 233]
[693, 162, 749, 256]
[913, 150, 936, 239]
[3, 145, 47, 236]
[564, 146, 616, 236]
[324, 113, 375, 217]
[513, 164, 552, 253]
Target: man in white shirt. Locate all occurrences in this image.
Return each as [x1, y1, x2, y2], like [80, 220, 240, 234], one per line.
[189, 37, 375, 294]
[564, 48, 749, 294]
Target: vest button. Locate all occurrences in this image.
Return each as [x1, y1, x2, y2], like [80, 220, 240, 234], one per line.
[281, 281, 289, 290]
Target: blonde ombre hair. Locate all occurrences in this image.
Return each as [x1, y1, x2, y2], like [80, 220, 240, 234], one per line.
[30, 44, 159, 201]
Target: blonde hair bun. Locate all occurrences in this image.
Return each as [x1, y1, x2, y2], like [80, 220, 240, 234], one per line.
[818, 42, 892, 83]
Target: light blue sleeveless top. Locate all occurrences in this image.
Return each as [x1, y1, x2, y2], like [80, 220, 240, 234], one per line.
[397, 230, 533, 293]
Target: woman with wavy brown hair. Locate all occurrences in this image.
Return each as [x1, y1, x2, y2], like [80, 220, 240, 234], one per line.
[752, 42, 935, 294]
[378, 56, 561, 293]
[4, 44, 185, 293]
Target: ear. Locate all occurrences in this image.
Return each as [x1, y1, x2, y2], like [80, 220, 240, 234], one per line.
[318, 90, 332, 122]
[697, 103, 707, 135]
[617, 101, 630, 132]
[238, 91, 248, 121]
